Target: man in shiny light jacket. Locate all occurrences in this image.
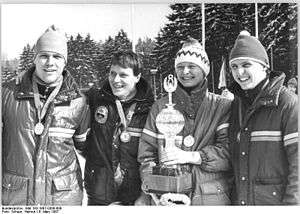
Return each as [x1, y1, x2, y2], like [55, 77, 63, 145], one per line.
[84, 51, 154, 205]
[2, 26, 90, 205]
[228, 31, 298, 205]
[138, 37, 233, 205]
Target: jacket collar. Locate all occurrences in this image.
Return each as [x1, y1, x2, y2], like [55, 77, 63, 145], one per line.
[16, 66, 82, 104]
[256, 73, 285, 107]
[232, 73, 285, 107]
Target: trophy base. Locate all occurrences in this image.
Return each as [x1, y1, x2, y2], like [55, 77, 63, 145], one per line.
[143, 173, 192, 194]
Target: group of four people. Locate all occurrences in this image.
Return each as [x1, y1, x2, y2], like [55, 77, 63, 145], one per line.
[2, 26, 298, 206]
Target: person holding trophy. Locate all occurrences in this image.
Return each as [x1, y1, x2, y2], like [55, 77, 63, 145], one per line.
[138, 37, 233, 205]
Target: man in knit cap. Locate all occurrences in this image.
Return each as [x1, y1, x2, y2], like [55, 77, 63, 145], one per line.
[2, 25, 90, 205]
[228, 31, 298, 205]
[137, 37, 233, 205]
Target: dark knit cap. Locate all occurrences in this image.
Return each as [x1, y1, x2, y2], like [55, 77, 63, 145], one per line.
[229, 31, 269, 68]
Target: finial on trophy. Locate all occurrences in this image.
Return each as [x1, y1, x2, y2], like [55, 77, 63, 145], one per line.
[164, 74, 177, 106]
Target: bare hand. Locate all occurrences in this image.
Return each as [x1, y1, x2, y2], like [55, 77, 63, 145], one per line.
[160, 147, 192, 165]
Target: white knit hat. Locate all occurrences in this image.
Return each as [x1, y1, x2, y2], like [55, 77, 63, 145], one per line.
[34, 25, 68, 62]
[175, 37, 210, 76]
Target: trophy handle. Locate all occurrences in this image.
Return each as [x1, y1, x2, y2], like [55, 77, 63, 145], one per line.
[162, 135, 178, 169]
[163, 74, 177, 106]
[164, 136, 176, 150]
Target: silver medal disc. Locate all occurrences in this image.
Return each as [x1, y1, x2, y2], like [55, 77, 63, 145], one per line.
[34, 122, 44, 135]
[120, 131, 131, 143]
[183, 135, 195, 147]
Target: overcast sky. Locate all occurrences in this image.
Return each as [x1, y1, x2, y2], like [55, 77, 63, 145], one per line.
[1, 4, 172, 59]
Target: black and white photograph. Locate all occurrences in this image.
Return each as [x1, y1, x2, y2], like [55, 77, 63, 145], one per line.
[1, 1, 298, 212]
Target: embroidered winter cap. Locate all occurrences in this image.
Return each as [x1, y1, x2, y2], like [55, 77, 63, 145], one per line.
[34, 25, 68, 62]
[229, 30, 269, 68]
[175, 37, 210, 76]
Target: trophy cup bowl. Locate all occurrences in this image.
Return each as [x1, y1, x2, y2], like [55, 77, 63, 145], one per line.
[143, 75, 192, 195]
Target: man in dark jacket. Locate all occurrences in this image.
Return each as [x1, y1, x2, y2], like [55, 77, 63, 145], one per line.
[2, 25, 90, 205]
[228, 30, 298, 205]
[138, 37, 233, 205]
[84, 51, 154, 205]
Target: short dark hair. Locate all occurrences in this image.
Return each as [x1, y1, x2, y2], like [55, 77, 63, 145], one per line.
[110, 50, 141, 76]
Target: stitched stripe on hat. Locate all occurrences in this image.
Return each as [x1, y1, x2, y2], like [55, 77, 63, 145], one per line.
[176, 50, 209, 65]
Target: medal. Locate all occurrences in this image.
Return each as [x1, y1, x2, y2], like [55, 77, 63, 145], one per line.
[183, 135, 195, 147]
[120, 131, 131, 143]
[32, 75, 62, 136]
[115, 100, 136, 143]
[34, 122, 44, 135]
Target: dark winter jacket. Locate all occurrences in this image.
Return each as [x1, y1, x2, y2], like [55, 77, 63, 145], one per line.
[2, 67, 90, 205]
[84, 78, 154, 205]
[229, 73, 298, 205]
[138, 80, 233, 205]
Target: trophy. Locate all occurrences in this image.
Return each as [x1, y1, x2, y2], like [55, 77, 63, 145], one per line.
[143, 74, 192, 195]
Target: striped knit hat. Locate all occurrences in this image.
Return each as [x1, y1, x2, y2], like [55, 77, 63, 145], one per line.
[34, 25, 68, 63]
[229, 30, 269, 68]
[175, 37, 210, 76]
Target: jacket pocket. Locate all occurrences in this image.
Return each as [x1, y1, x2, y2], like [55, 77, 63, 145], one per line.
[193, 179, 231, 205]
[253, 177, 284, 205]
[51, 172, 83, 205]
[2, 172, 29, 205]
[84, 165, 115, 204]
[117, 169, 141, 204]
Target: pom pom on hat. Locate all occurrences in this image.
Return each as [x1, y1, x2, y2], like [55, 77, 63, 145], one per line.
[229, 30, 269, 68]
[34, 25, 68, 62]
[239, 30, 251, 36]
[175, 36, 210, 76]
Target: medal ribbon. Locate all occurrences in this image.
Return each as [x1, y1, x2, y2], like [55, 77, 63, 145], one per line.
[115, 100, 136, 131]
[32, 75, 63, 128]
[113, 101, 137, 187]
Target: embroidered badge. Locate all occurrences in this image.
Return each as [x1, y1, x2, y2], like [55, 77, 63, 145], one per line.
[95, 106, 108, 124]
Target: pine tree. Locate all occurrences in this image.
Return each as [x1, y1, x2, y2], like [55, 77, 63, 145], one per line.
[66, 34, 102, 88]
[18, 44, 35, 73]
[135, 37, 157, 97]
[135, 37, 156, 82]
[205, 3, 255, 92]
[259, 3, 297, 81]
[97, 30, 132, 86]
[152, 3, 297, 93]
[1, 59, 19, 82]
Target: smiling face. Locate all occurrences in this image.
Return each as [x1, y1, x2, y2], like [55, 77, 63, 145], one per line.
[175, 62, 205, 88]
[34, 51, 66, 84]
[230, 58, 267, 90]
[108, 65, 141, 101]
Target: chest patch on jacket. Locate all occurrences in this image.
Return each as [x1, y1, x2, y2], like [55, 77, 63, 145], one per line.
[95, 106, 108, 124]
